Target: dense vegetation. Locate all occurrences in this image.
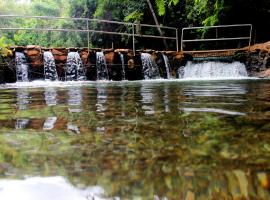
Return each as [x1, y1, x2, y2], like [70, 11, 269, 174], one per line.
[0, 0, 269, 50]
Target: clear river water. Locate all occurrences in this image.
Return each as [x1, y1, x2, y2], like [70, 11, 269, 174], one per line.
[0, 79, 270, 200]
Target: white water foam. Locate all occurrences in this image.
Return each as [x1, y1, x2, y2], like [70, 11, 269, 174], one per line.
[179, 61, 248, 79]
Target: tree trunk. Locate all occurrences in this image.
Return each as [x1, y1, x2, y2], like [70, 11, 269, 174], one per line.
[146, 0, 169, 50]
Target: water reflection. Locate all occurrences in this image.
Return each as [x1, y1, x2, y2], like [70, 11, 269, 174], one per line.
[141, 84, 155, 115]
[0, 80, 269, 199]
[43, 117, 57, 130]
[182, 107, 246, 115]
[66, 87, 82, 134]
[16, 89, 30, 110]
[95, 86, 108, 133]
[163, 85, 170, 113]
[183, 83, 247, 97]
[67, 123, 80, 134]
[15, 118, 29, 129]
[44, 87, 58, 106]
[181, 83, 248, 115]
[96, 86, 107, 114]
[0, 176, 107, 200]
[68, 87, 82, 113]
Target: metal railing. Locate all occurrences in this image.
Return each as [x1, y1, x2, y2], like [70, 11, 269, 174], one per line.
[181, 24, 252, 53]
[0, 15, 179, 54]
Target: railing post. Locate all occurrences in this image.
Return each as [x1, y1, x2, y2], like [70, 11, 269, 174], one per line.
[132, 23, 135, 56]
[181, 28, 184, 52]
[87, 20, 90, 52]
[248, 24, 252, 51]
[176, 28, 179, 52]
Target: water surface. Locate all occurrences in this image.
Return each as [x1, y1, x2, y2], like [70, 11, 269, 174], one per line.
[0, 79, 270, 199]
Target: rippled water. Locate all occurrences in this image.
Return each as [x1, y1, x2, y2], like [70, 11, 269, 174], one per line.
[0, 79, 270, 199]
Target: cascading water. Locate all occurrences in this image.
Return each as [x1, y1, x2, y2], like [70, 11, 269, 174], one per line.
[65, 52, 86, 81]
[44, 51, 58, 81]
[96, 52, 109, 80]
[119, 52, 126, 80]
[15, 52, 29, 82]
[141, 53, 160, 79]
[178, 61, 248, 79]
[162, 53, 172, 79]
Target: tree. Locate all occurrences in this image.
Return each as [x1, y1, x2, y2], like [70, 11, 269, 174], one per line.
[146, 0, 168, 49]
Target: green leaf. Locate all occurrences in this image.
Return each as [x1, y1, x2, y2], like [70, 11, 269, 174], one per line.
[155, 0, 166, 16]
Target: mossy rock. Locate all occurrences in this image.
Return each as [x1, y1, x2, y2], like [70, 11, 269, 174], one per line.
[233, 50, 247, 63]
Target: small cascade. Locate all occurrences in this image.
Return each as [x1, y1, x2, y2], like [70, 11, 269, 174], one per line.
[119, 52, 126, 80]
[15, 52, 29, 82]
[141, 53, 160, 79]
[65, 52, 86, 81]
[44, 51, 58, 81]
[179, 61, 248, 79]
[162, 53, 172, 79]
[96, 52, 109, 80]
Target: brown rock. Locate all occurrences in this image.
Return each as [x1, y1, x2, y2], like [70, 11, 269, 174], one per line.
[104, 51, 115, 64]
[52, 48, 68, 62]
[127, 52, 135, 57]
[80, 50, 89, 65]
[24, 45, 42, 67]
[258, 69, 270, 78]
[103, 48, 114, 54]
[128, 59, 135, 69]
[248, 41, 270, 52]
[115, 49, 132, 53]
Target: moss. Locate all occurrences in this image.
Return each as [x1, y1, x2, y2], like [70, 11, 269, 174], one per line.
[233, 50, 248, 63]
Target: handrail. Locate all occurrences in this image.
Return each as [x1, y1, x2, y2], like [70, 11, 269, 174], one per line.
[181, 24, 252, 52]
[0, 15, 179, 53]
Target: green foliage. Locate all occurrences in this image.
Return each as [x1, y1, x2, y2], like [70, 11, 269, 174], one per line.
[124, 11, 143, 22]
[0, 36, 13, 57]
[31, 0, 61, 16]
[93, 0, 107, 18]
[155, 0, 166, 16]
[188, 0, 224, 26]
[155, 0, 180, 16]
[203, 0, 224, 26]
[0, 0, 268, 48]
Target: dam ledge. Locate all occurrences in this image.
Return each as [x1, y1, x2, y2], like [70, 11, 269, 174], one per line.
[0, 41, 269, 83]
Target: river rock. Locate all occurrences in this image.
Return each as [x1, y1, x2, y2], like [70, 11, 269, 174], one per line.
[52, 48, 68, 62]
[24, 45, 42, 67]
[244, 41, 270, 76]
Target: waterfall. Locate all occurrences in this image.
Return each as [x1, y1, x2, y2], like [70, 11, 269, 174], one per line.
[141, 53, 160, 79]
[44, 51, 58, 81]
[179, 61, 248, 79]
[162, 53, 172, 79]
[119, 52, 126, 80]
[65, 52, 86, 81]
[15, 52, 29, 82]
[96, 52, 109, 80]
